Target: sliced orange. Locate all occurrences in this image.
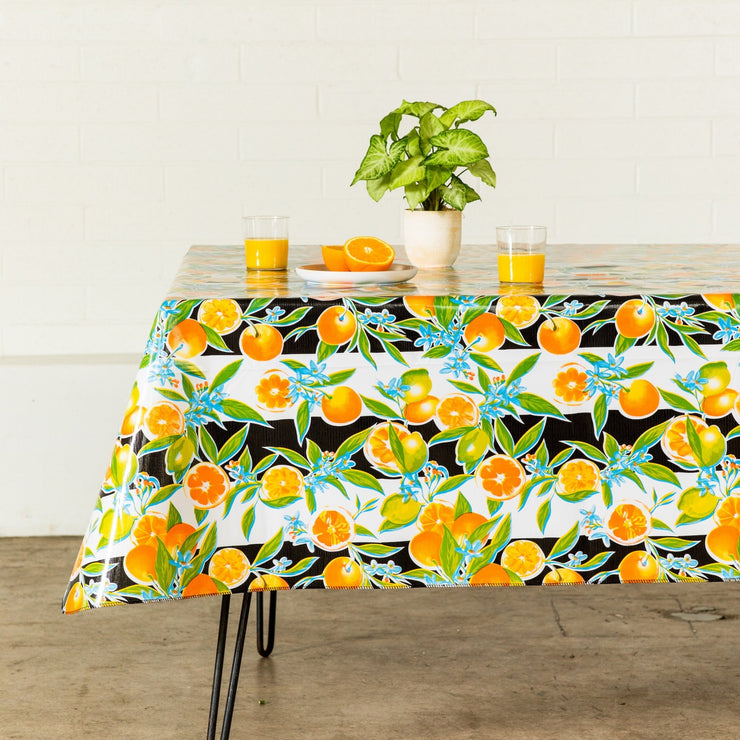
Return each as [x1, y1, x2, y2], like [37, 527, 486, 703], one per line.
[495, 294, 540, 329]
[309, 508, 355, 551]
[434, 393, 480, 431]
[500, 540, 545, 580]
[321, 244, 349, 271]
[183, 462, 231, 509]
[197, 298, 242, 334]
[661, 415, 708, 466]
[605, 501, 651, 546]
[715, 495, 740, 529]
[131, 513, 167, 548]
[343, 236, 395, 272]
[208, 547, 250, 588]
[260, 465, 304, 501]
[417, 502, 455, 536]
[552, 362, 590, 406]
[255, 369, 293, 412]
[363, 422, 411, 472]
[555, 459, 600, 496]
[475, 454, 526, 500]
[143, 401, 185, 439]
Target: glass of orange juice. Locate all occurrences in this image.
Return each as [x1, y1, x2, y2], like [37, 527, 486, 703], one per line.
[243, 215, 289, 270]
[496, 226, 547, 284]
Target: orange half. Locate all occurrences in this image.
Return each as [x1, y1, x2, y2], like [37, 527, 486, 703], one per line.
[343, 236, 395, 272]
[321, 245, 349, 271]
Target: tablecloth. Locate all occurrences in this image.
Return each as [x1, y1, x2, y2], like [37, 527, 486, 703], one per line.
[63, 244, 740, 613]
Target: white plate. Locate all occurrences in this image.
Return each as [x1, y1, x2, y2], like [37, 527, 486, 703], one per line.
[295, 263, 418, 285]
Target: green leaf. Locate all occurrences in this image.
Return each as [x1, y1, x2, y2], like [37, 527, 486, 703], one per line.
[199, 425, 218, 464]
[439, 526, 463, 579]
[353, 543, 403, 557]
[388, 155, 426, 191]
[173, 359, 207, 379]
[279, 557, 319, 576]
[453, 492, 472, 519]
[513, 418, 545, 458]
[148, 483, 181, 507]
[342, 469, 384, 493]
[566, 440, 608, 463]
[435, 474, 473, 496]
[623, 361, 654, 379]
[467, 157, 496, 187]
[439, 175, 467, 210]
[650, 537, 698, 552]
[139, 433, 181, 456]
[614, 333, 636, 355]
[424, 165, 454, 194]
[425, 129, 488, 167]
[633, 419, 671, 451]
[216, 426, 248, 465]
[335, 427, 372, 459]
[593, 393, 608, 437]
[154, 538, 176, 592]
[166, 436, 196, 482]
[659, 388, 699, 413]
[295, 400, 310, 443]
[487, 513, 511, 558]
[572, 551, 614, 571]
[211, 360, 242, 390]
[515, 393, 565, 419]
[352, 134, 405, 184]
[360, 395, 401, 420]
[404, 181, 427, 210]
[166, 502, 182, 529]
[153, 388, 188, 403]
[558, 488, 599, 503]
[548, 521, 580, 560]
[400, 100, 442, 119]
[221, 399, 268, 424]
[379, 109, 402, 140]
[240, 507, 255, 539]
[536, 498, 552, 533]
[495, 419, 515, 456]
[201, 324, 230, 351]
[438, 99, 496, 127]
[470, 352, 503, 371]
[327, 369, 356, 385]
[509, 353, 540, 385]
[252, 528, 285, 567]
[639, 462, 680, 487]
[357, 329, 376, 369]
[419, 111, 446, 142]
[268, 446, 310, 469]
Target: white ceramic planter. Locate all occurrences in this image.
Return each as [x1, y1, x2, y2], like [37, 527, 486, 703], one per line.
[403, 209, 462, 268]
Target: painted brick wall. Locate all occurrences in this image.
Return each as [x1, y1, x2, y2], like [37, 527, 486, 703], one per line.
[2, 0, 740, 534]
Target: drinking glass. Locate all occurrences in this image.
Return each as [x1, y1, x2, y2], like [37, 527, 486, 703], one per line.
[243, 216, 289, 271]
[496, 226, 547, 284]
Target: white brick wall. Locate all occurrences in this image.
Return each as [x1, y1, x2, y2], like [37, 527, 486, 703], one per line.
[2, 0, 740, 534]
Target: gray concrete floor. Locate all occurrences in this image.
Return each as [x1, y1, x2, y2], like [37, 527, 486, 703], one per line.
[2, 537, 740, 740]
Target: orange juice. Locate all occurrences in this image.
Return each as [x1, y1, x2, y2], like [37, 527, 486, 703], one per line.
[244, 238, 289, 270]
[498, 252, 545, 283]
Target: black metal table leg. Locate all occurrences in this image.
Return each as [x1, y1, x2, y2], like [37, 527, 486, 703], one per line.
[206, 592, 253, 740]
[255, 590, 277, 658]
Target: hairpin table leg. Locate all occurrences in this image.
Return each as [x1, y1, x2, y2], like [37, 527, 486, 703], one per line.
[255, 590, 277, 657]
[206, 592, 253, 740]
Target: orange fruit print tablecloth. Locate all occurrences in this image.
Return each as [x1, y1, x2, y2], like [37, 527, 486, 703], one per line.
[63, 246, 740, 613]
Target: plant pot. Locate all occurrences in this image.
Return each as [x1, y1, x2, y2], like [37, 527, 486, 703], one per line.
[403, 209, 462, 268]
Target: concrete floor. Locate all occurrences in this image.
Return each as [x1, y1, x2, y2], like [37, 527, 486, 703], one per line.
[2, 537, 739, 740]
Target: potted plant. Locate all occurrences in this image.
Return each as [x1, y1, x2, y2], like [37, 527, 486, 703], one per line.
[351, 99, 497, 268]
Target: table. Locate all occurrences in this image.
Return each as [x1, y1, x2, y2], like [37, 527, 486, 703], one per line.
[61, 243, 740, 737]
[64, 244, 740, 615]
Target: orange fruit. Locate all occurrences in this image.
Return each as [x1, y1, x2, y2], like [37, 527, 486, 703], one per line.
[404, 395, 439, 425]
[142, 401, 185, 439]
[408, 530, 443, 568]
[450, 512, 489, 545]
[321, 244, 349, 271]
[705, 525, 740, 563]
[661, 415, 708, 466]
[403, 295, 436, 318]
[701, 388, 738, 418]
[605, 501, 651, 546]
[64, 582, 86, 613]
[260, 465, 304, 501]
[618, 551, 660, 583]
[343, 236, 395, 272]
[618, 379, 660, 419]
[469, 563, 512, 586]
[309, 508, 355, 551]
[167, 318, 208, 358]
[537, 316, 581, 354]
[715, 495, 740, 529]
[417, 502, 455, 536]
[495, 294, 540, 329]
[255, 369, 293, 411]
[543, 568, 585, 585]
[556, 459, 600, 496]
[323, 556, 364, 588]
[552, 362, 590, 405]
[208, 547, 250, 588]
[183, 462, 231, 509]
[615, 299, 655, 338]
[131, 513, 167, 548]
[702, 294, 735, 311]
[363, 422, 411, 472]
[197, 298, 241, 334]
[164, 522, 197, 554]
[475, 454, 526, 500]
[434, 393, 480, 431]
[316, 305, 356, 345]
[501, 540, 545, 580]
[239, 323, 283, 361]
[321, 386, 363, 425]
[124, 544, 158, 584]
[120, 403, 146, 437]
[182, 573, 220, 598]
[463, 312, 505, 352]
[249, 573, 289, 591]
